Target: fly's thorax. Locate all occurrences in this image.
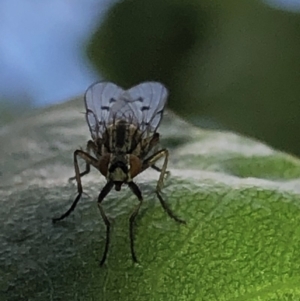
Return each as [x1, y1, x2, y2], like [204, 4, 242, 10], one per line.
[97, 119, 149, 185]
[98, 153, 142, 183]
[105, 120, 142, 154]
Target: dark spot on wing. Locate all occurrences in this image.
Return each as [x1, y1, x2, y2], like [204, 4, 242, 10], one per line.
[136, 97, 143, 102]
[101, 106, 110, 111]
[141, 106, 150, 111]
[110, 98, 117, 103]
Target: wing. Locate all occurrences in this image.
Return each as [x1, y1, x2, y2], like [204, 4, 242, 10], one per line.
[108, 82, 168, 135]
[84, 81, 168, 139]
[84, 82, 124, 139]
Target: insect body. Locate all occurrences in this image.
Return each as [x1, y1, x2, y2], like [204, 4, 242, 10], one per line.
[52, 82, 185, 265]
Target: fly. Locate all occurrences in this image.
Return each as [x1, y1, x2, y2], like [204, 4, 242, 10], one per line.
[52, 81, 186, 265]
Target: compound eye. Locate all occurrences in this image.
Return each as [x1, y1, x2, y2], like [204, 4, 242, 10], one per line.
[99, 154, 111, 177]
[129, 155, 142, 179]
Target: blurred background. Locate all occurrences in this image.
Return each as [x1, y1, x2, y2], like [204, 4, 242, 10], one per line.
[1, 0, 300, 156]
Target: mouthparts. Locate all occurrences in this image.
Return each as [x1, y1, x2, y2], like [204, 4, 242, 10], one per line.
[114, 181, 123, 191]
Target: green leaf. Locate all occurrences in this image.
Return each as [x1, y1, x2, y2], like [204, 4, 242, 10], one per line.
[1, 98, 300, 300]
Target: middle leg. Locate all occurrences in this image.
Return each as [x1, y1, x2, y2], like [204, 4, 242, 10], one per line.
[69, 140, 96, 181]
[142, 149, 186, 224]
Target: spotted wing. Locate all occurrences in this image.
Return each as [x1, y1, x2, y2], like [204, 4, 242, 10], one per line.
[108, 82, 168, 135]
[84, 82, 124, 139]
[85, 81, 168, 139]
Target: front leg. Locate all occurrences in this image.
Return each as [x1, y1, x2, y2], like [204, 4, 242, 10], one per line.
[128, 182, 144, 263]
[97, 181, 114, 266]
[53, 149, 99, 222]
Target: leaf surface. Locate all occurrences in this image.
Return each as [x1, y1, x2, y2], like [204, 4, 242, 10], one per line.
[1, 98, 300, 300]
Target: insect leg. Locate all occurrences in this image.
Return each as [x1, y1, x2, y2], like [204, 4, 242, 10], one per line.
[98, 181, 114, 266]
[52, 149, 98, 222]
[151, 164, 170, 178]
[143, 149, 186, 224]
[151, 164, 162, 172]
[142, 149, 169, 189]
[69, 140, 96, 181]
[128, 182, 143, 263]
